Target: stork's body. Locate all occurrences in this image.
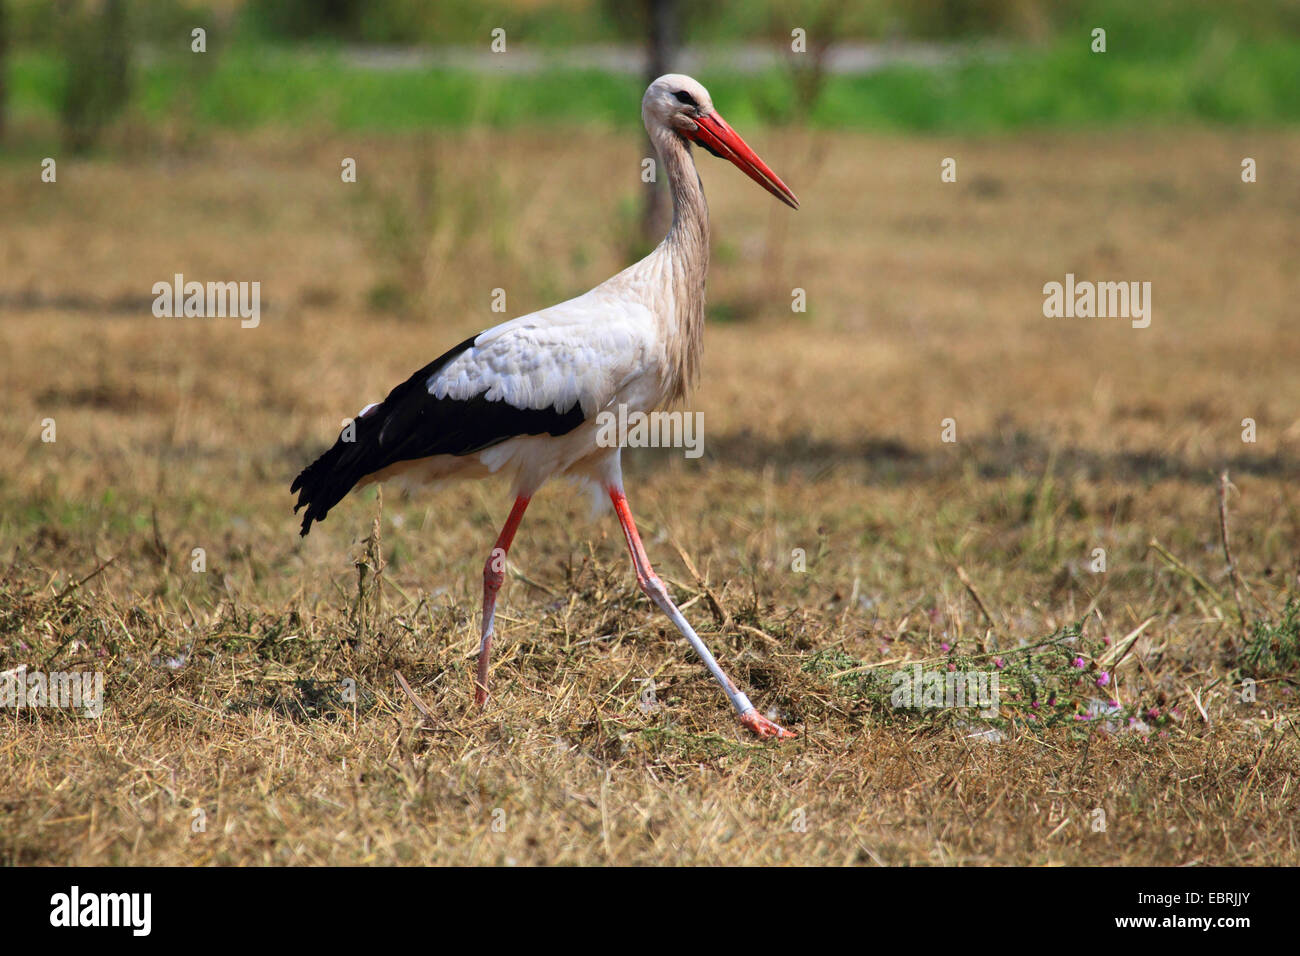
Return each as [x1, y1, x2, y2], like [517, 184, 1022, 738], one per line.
[292, 75, 798, 739]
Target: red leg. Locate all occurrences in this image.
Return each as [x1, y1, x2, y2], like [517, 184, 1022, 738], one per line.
[608, 486, 794, 740]
[475, 495, 530, 707]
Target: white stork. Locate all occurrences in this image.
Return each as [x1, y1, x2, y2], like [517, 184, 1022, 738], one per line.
[292, 74, 799, 739]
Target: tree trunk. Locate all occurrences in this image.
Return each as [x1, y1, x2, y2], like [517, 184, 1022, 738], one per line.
[0, 0, 8, 142]
[61, 0, 131, 153]
[641, 0, 677, 243]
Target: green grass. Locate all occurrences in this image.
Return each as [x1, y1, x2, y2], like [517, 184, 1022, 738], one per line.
[8, 32, 1300, 138]
[1242, 599, 1300, 679]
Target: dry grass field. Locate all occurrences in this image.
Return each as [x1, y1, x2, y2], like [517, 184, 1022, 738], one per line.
[2, 126, 1299, 864]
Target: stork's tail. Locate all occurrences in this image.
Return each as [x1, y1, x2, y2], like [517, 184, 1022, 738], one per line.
[290, 336, 482, 536]
[291, 431, 374, 536]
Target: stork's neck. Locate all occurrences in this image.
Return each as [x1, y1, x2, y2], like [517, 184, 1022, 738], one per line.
[650, 123, 709, 402]
[656, 124, 710, 255]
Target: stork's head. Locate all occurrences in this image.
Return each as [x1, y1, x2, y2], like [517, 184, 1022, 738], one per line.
[642, 73, 799, 210]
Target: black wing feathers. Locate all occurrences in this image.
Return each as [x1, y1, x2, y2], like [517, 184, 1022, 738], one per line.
[291, 333, 585, 535]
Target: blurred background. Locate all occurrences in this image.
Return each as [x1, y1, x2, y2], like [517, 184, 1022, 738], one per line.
[8, 0, 1300, 139]
[3, 0, 1298, 308]
[2, 0, 1298, 555]
[4, 0, 1299, 302]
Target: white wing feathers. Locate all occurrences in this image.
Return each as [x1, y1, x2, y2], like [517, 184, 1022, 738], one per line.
[429, 292, 659, 419]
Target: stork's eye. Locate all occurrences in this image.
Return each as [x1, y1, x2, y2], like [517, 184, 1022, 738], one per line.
[673, 91, 699, 108]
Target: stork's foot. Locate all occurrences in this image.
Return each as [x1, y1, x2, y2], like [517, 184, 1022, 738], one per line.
[740, 708, 796, 740]
[474, 683, 488, 708]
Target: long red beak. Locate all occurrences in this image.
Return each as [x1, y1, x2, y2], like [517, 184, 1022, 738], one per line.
[686, 110, 799, 210]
